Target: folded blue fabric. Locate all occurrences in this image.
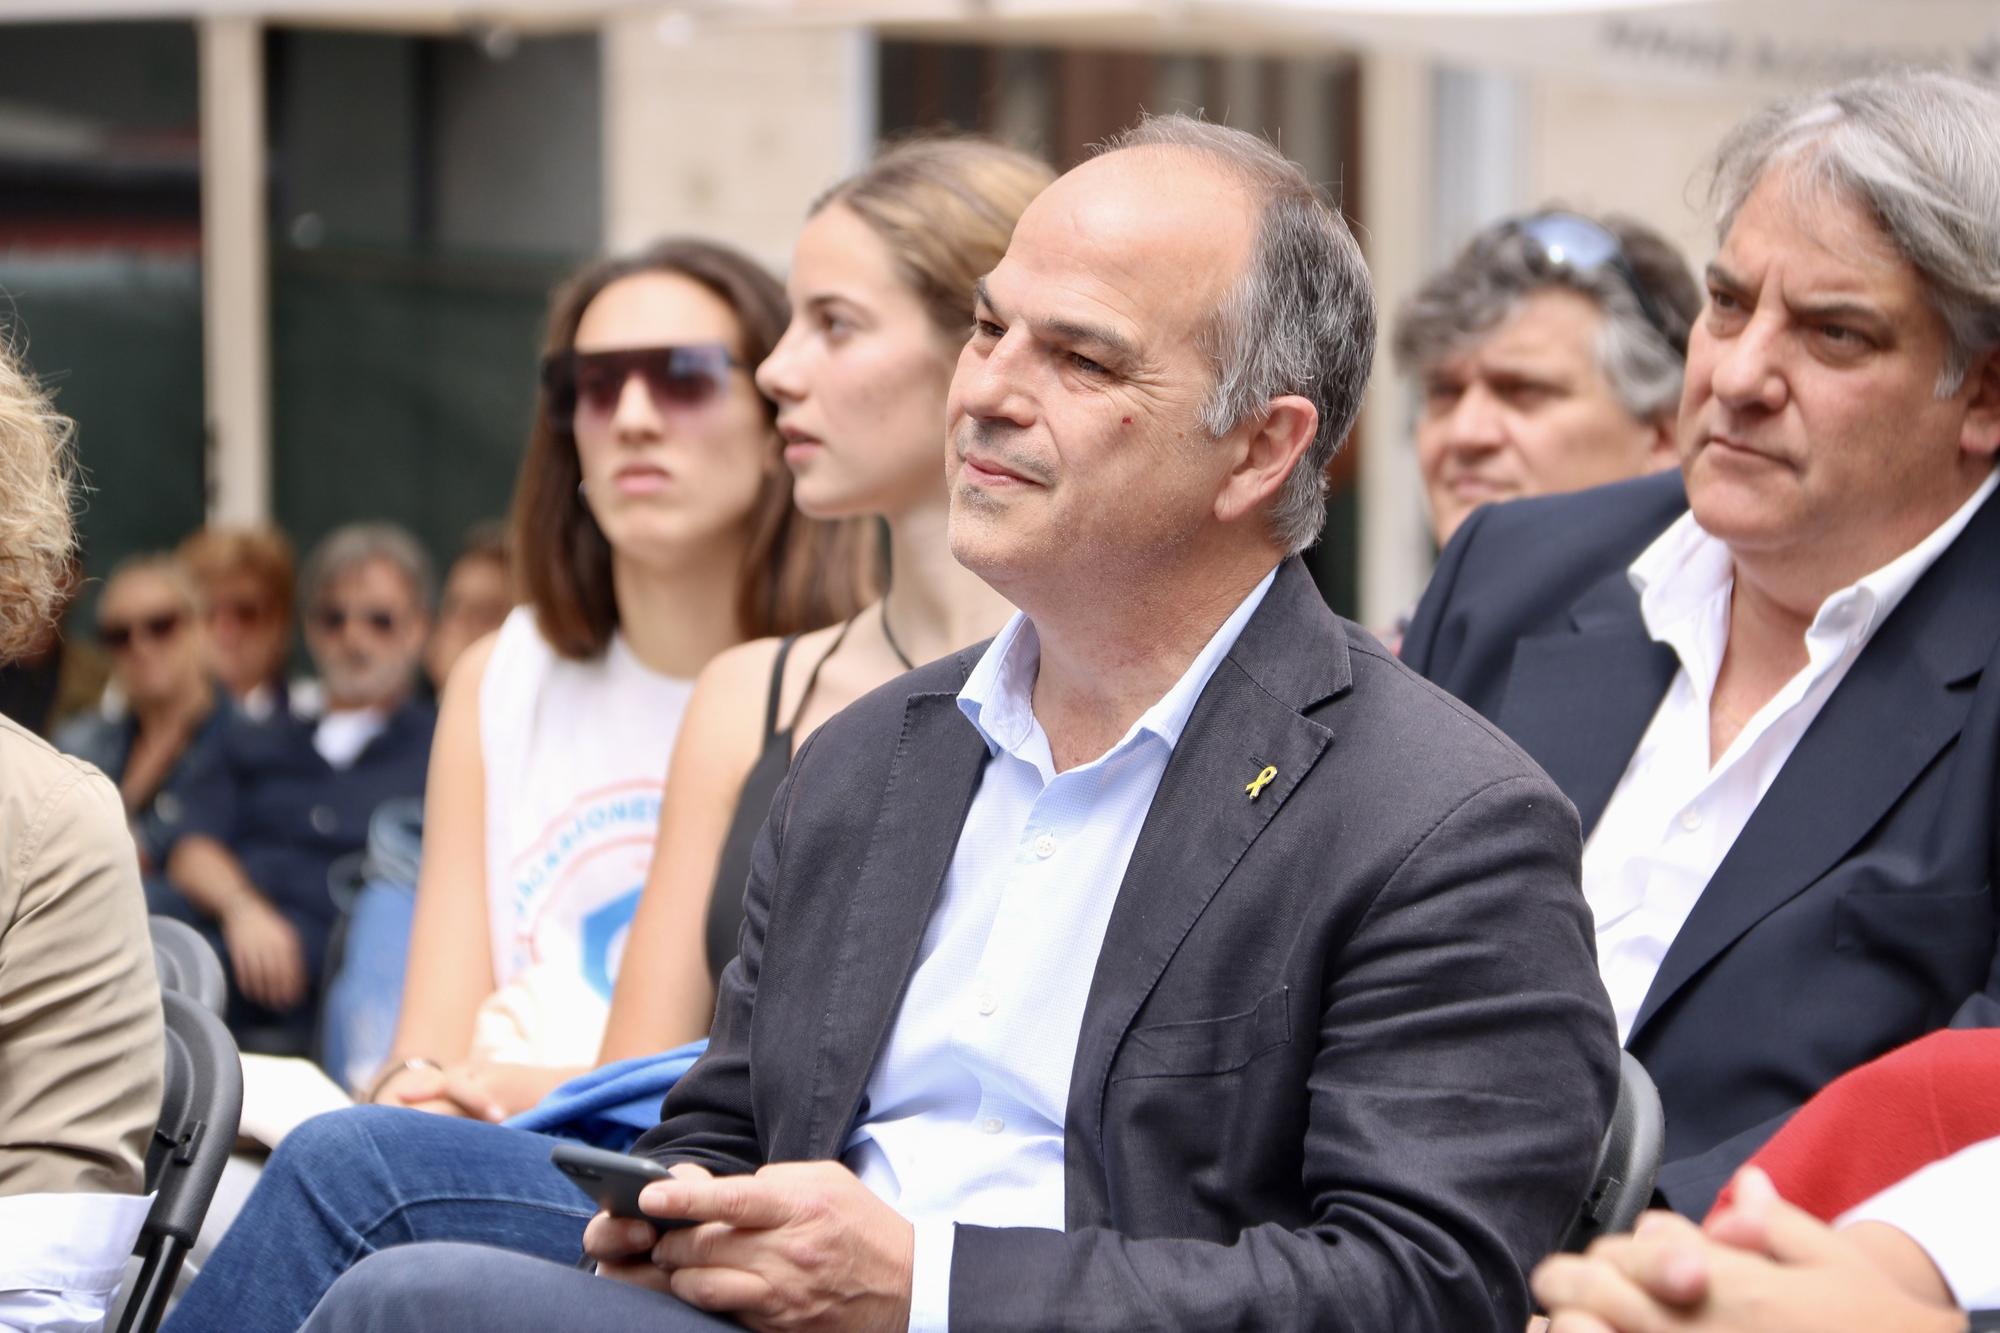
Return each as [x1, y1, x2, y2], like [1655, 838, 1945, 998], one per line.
[506, 1041, 709, 1151]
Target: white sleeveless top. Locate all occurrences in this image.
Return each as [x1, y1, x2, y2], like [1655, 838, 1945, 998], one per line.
[472, 606, 694, 1065]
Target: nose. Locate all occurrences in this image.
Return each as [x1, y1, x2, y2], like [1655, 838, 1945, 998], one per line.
[1704, 312, 1788, 416]
[1435, 382, 1507, 455]
[609, 370, 664, 441]
[755, 321, 805, 405]
[951, 329, 1036, 431]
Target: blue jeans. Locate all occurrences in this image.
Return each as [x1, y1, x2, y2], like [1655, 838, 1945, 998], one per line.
[301, 1243, 739, 1332]
[161, 1107, 594, 1333]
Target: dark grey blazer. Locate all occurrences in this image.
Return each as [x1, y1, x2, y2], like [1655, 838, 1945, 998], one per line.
[1404, 471, 2000, 1216]
[637, 557, 1619, 1331]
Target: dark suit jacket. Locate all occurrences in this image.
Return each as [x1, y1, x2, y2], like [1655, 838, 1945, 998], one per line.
[636, 558, 1618, 1331]
[1404, 471, 2000, 1216]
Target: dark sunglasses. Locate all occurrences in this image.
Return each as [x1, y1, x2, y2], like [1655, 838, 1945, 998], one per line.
[541, 344, 740, 419]
[1512, 212, 1686, 356]
[100, 610, 185, 651]
[314, 605, 402, 636]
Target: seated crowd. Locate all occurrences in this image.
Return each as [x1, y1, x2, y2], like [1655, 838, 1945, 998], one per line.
[0, 65, 1996, 1333]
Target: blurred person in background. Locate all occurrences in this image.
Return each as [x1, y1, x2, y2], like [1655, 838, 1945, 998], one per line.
[179, 523, 299, 720]
[157, 522, 435, 1051]
[55, 553, 226, 874]
[1396, 209, 1699, 551]
[160, 140, 1044, 1331]
[601, 135, 1052, 1061]
[0, 549, 109, 737]
[0, 335, 164, 1331]
[423, 520, 515, 698]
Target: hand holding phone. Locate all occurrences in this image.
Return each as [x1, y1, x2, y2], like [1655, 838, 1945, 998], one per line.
[550, 1142, 697, 1229]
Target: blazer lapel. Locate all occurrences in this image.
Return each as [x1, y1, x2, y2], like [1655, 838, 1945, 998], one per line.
[1497, 571, 1677, 836]
[807, 675, 990, 1156]
[1629, 499, 2000, 1042]
[1064, 559, 1348, 1225]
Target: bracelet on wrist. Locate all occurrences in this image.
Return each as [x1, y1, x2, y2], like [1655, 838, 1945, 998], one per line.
[364, 1056, 443, 1104]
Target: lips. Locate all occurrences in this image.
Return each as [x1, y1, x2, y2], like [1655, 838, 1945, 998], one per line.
[613, 462, 672, 495]
[778, 424, 822, 448]
[960, 452, 1040, 487]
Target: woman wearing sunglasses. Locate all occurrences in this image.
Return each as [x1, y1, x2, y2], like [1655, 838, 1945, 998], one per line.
[158, 149, 1044, 1333]
[599, 135, 1054, 1062]
[358, 238, 867, 1124]
[56, 554, 225, 875]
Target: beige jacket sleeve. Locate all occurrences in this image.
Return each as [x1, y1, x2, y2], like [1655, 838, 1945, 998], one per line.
[0, 715, 164, 1196]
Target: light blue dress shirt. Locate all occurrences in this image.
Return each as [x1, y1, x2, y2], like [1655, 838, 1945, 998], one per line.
[841, 566, 1278, 1332]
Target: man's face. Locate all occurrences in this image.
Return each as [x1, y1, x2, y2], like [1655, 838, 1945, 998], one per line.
[304, 557, 428, 709]
[1416, 288, 1674, 546]
[945, 147, 1256, 605]
[1679, 166, 2000, 580]
[425, 553, 512, 691]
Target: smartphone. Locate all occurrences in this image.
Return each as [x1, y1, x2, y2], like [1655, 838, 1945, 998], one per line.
[550, 1142, 695, 1229]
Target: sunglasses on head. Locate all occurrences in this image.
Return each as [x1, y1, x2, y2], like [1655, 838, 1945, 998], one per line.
[1512, 212, 1686, 356]
[100, 610, 185, 652]
[314, 605, 401, 636]
[541, 344, 740, 419]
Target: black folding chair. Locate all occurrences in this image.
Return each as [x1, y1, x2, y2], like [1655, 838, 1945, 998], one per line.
[148, 915, 227, 1019]
[114, 988, 244, 1333]
[1561, 1050, 1667, 1252]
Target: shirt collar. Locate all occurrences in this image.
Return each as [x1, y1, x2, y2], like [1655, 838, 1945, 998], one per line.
[1630, 467, 2000, 651]
[958, 564, 1281, 763]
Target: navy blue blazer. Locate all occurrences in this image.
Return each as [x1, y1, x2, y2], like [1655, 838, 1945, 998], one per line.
[1404, 471, 2000, 1216]
[640, 558, 1618, 1331]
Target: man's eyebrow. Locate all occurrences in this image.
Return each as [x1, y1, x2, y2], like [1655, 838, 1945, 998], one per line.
[1704, 261, 1745, 291]
[973, 278, 1139, 367]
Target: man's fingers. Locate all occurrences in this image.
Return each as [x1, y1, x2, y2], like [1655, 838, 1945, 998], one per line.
[596, 1257, 677, 1294]
[1532, 1253, 1679, 1333]
[638, 1175, 794, 1229]
[667, 1264, 776, 1317]
[1607, 1219, 1711, 1308]
[583, 1210, 658, 1262]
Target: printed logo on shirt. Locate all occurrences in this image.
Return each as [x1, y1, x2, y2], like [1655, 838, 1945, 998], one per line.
[505, 780, 661, 995]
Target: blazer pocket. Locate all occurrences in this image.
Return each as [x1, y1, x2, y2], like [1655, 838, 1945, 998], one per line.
[1112, 987, 1292, 1081]
[1834, 887, 1997, 968]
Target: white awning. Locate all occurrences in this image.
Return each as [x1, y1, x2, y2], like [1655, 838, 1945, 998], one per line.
[3, 0, 1996, 89]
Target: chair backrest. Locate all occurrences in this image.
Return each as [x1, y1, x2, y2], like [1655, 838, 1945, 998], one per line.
[1560, 1050, 1666, 1251]
[148, 916, 227, 1019]
[115, 989, 244, 1333]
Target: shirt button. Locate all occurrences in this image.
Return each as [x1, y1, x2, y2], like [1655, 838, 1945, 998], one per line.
[980, 1117, 1004, 1135]
[1033, 833, 1057, 859]
[310, 804, 338, 834]
[977, 992, 998, 1016]
[1678, 807, 1702, 832]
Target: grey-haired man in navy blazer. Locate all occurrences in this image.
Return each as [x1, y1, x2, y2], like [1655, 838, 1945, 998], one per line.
[1407, 71, 2000, 1236]
[304, 115, 1618, 1333]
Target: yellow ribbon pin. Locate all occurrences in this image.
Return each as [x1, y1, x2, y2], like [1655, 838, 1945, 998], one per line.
[1245, 765, 1278, 800]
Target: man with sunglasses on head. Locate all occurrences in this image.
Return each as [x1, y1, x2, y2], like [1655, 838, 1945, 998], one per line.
[158, 522, 436, 1051]
[1397, 209, 1699, 553]
[1406, 70, 2000, 1237]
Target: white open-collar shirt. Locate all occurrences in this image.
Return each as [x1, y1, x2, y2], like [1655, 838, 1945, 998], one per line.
[842, 566, 1277, 1332]
[1581, 469, 1999, 1042]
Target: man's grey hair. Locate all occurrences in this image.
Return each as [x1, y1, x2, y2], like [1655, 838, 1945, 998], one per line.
[1392, 213, 1699, 424]
[300, 522, 436, 617]
[1708, 70, 2000, 396]
[1094, 113, 1377, 554]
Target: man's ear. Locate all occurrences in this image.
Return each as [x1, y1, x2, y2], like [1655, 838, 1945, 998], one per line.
[1214, 395, 1320, 527]
[1644, 409, 1678, 470]
[1959, 348, 2000, 462]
